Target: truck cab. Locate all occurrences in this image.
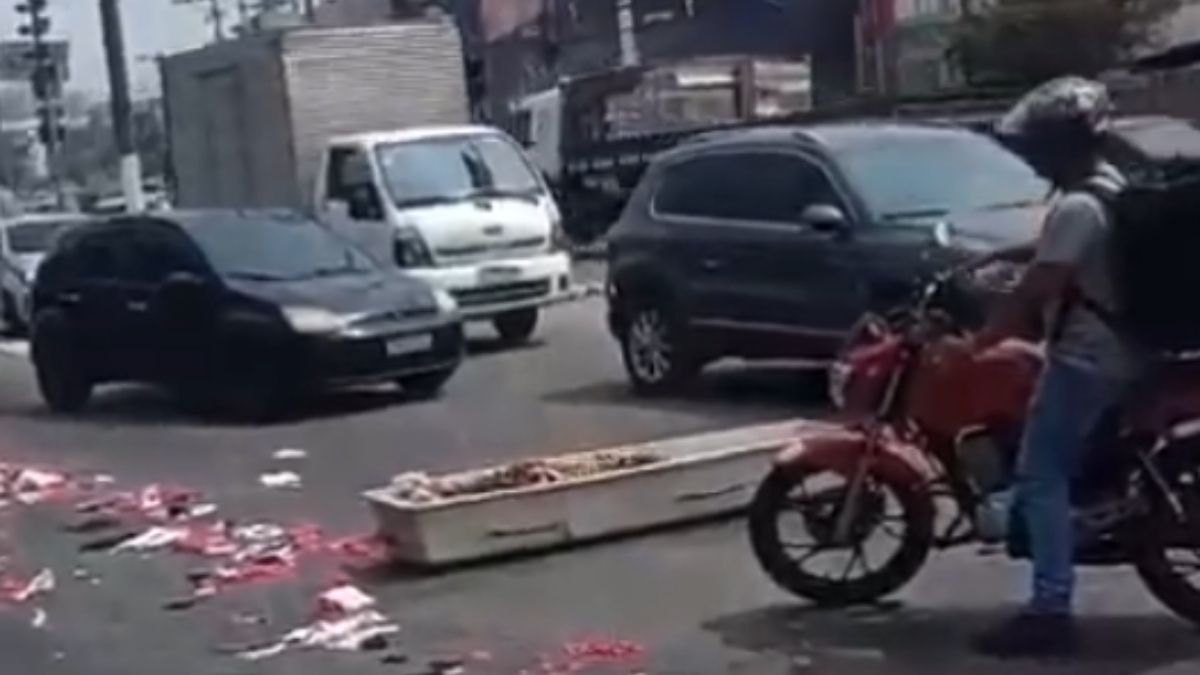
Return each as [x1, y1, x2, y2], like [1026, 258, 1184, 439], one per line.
[315, 126, 573, 344]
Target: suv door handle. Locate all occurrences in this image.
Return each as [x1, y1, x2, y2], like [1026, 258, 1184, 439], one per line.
[58, 292, 81, 306]
[127, 300, 148, 313]
[700, 258, 724, 271]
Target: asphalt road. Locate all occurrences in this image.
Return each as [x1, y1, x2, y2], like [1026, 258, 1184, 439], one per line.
[0, 274, 1196, 675]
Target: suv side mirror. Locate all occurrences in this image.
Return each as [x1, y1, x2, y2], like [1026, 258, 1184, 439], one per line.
[801, 203, 848, 233]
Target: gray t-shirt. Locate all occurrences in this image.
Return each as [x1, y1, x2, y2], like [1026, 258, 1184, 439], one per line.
[1035, 164, 1135, 378]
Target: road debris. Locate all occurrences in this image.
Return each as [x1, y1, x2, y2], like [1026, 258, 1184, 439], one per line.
[429, 655, 465, 674]
[272, 448, 308, 460]
[5, 467, 70, 504]
[112, 526, 189, 552]
[259, 471, 303, 490]
[11, 569, 55, 603]
[534, 636, 645, 674]
[235, 609, 400, 660]
[79, 530, 141, 553]
[319, 584, 376, 615]
[30, 607, 47, 628]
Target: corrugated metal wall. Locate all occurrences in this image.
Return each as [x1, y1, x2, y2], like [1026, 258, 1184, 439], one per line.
[281, 21, 469, 206]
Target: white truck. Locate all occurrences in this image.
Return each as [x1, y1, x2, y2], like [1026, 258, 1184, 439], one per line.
[162, 21, 571, 342]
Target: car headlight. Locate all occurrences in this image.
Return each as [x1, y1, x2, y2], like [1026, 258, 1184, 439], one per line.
[282, 306, 344, 334]
[432, 288, 458, 314]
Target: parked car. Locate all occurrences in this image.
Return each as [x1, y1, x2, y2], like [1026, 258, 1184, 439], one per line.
[0, 213, 94, 334]
[30, 210, 464, 419]
[606, 123, 1049, 393]
[316, 126, 573, 345]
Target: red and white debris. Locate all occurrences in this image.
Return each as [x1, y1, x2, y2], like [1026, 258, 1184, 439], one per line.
[2, 568, 56, 604]
[535, 636, 646, 674]
[259, 471, 303, 490]
[236, 587, 397, 661]
[112, 526, 189, 553]
[318, 584, 376, 615]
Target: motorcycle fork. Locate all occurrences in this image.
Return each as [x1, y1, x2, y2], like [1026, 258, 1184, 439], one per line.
[831, 433, 881, 545]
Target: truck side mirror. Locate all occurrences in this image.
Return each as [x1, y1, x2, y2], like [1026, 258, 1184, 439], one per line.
[347, 185, 383, 221]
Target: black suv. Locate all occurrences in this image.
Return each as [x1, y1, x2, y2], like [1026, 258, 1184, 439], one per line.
[606, 123, 1048, 393]
[31, 210, 464, 418]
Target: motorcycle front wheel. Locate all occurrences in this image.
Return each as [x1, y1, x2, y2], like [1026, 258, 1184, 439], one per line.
[1132, 445, 1200, 627]
[748, 463, 935, 607]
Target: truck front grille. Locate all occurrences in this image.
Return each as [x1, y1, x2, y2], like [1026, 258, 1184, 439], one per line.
[451, 279, 551, 308]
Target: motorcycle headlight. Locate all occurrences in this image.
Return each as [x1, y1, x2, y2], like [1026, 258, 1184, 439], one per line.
[282, 306, 344, 335]
[432, 287, 458, 314]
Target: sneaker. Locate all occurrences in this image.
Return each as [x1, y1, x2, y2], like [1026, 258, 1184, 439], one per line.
[971, 612, 1078, 659]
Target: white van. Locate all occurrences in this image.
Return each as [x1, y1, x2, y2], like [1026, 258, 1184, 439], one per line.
[316, 126, 572, 344]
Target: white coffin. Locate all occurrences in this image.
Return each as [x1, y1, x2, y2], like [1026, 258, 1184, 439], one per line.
[364, 419, 812, 566]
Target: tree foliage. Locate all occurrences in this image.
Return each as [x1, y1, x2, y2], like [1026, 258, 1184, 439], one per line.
[953, 0, 1181, 86]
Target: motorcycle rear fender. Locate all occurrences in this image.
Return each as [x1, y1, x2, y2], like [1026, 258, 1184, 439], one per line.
[773, 425, 932, 487]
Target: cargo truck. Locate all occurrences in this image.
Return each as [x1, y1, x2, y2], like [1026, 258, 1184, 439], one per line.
[162, 21, 572, 343]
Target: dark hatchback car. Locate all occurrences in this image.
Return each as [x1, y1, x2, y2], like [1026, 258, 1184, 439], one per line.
[606, 122, 1049, 393]
[30, 210, 464, 418]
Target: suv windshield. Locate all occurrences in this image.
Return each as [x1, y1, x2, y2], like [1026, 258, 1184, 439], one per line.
[375, 133, 543, 208]
[8, 219, 79, 254]
[836, 133, 1050, 220]
[184, 212, 377, 281]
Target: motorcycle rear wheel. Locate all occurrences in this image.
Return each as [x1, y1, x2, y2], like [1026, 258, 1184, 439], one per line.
[748, 463, 934, 607]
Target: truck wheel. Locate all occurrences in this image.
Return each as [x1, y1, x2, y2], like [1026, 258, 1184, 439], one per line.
[618, 300, 699, 395]
[494, 308, 539, 345]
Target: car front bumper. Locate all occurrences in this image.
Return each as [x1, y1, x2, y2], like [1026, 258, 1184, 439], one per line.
[406, 252, 573, 320]
[297, 319, 465, 388]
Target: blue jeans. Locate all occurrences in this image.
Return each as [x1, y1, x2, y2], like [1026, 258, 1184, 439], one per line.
[1013, 355, 1123, 615]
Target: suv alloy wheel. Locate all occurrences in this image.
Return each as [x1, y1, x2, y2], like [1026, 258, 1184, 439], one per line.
[619, 301, 697, 395]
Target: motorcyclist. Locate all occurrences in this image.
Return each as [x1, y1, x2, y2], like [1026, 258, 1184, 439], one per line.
[969, 77, 1136, 658]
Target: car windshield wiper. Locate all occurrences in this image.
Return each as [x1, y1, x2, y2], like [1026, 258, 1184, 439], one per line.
[307, 265, 370, 278]
[979, 198, 1044, 212]
[393, 194, 470, 209]
[880, 208, 951, 221]
[227, 270, 290, 282]
[468, 187, 539, 202]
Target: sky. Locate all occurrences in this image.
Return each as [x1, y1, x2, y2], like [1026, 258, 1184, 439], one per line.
[0, 0, 212, 99]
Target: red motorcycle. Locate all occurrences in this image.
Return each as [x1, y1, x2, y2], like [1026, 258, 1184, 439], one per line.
[748, 266, 1200, 625]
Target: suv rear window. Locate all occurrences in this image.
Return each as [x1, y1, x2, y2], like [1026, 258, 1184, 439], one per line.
[653, 152, 837, 223]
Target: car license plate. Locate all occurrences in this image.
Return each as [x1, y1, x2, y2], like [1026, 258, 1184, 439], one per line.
[385, 334, 432, 357]
[477, 265, 522, 285]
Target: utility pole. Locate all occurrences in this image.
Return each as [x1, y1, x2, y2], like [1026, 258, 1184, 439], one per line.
[99, 0, 143, 212]
[16, 0, 66, 206]
[615, 0, 639, 68]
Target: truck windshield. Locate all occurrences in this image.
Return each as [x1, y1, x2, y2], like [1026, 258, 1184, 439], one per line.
[836, 133, 1050, 220]
[185, 212, 377, 281]
[375, 134, 544, 208]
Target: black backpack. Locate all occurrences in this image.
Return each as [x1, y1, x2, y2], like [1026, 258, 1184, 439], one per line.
[1086, 117, 1200, 353]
